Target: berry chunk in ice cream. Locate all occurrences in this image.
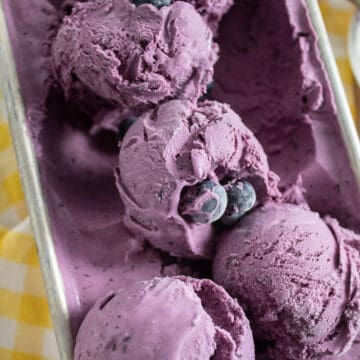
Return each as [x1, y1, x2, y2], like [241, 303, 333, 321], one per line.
[222, 179, 257, 226]
[117, 117, 137, 142]
[179, 180, 228, 225]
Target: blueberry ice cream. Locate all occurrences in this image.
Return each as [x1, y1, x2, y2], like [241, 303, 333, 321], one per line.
[116, 99, 279, 258]
[53, 0, 218, 111]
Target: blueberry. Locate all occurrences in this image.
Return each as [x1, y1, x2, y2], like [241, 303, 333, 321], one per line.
[179, 180, 228, 224]
[133, 0, 171, 8]
[117, 117, 137, 141]
[199, 81, 215, 102]
[222, 180, 256, 226]
[206, 82, 215, 94]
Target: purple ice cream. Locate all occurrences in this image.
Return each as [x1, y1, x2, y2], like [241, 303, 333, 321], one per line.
[4, 0, 360, 358]
[174, 0, 233, 34]
[74, 277, 255, 359]
[325, 336, 360, 360]
[214, 203, 360, 359]
[214, 0, 360, 231]
[59, 0, 233, 34]
[116, 99, 279, 258]
[52, 0, 218, 111]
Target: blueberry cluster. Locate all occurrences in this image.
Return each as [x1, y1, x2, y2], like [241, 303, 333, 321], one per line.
[179, 179, 257, 226]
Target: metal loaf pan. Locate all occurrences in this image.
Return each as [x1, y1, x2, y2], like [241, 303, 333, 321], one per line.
[0, 0, 359, 359]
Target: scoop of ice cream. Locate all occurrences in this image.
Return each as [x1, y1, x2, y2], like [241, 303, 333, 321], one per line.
[115, 99, 279, 259]
[60, 0, 232, 34]
[53, 0, 218, 111]
[74, 277, 255, 359]
[213, 203, 360, 359]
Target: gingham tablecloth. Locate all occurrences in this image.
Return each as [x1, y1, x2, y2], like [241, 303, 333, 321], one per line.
[0, 1, 357, 359]
[320, 0, 357, 120]
[0, 98, 59, 359]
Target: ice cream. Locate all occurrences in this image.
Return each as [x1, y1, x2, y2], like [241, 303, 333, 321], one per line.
[214, 0, 360, 231]
[2, 0, 59, 144]
[4, 0, 360, 357]
[59, 0, 233, 35]
[52, 0, 218, 111]
[116, 99, 279, 259]
[74, 277, 255, 359]
[325, 336, 360, 360]
[177, 0, 233, 34]
[213, 202, 360, 359]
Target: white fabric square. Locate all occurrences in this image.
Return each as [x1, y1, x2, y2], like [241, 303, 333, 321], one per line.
[42, 329, 60, 360]
[12, 218, 33, 236]
[0, 317, 17, 348]
[0, 258, 26, 293]
[328, 0, 353, 10]
[328, 34, 347, 58]
[0, 207, 21, 229]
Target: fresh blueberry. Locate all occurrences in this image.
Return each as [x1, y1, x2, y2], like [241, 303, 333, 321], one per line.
[222, 180, 256, 226]
[199, 81, 215, 102]
[133, 0, 171, 8]
[206, 82, 215, 94]
[179, 180, 228, 224]
[117, 117, 137, 141]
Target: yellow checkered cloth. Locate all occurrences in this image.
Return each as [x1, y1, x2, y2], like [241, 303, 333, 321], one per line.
[319, 0, 358, 124]
[0, 98, 59, 359]
[0, 1, 357, 359]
